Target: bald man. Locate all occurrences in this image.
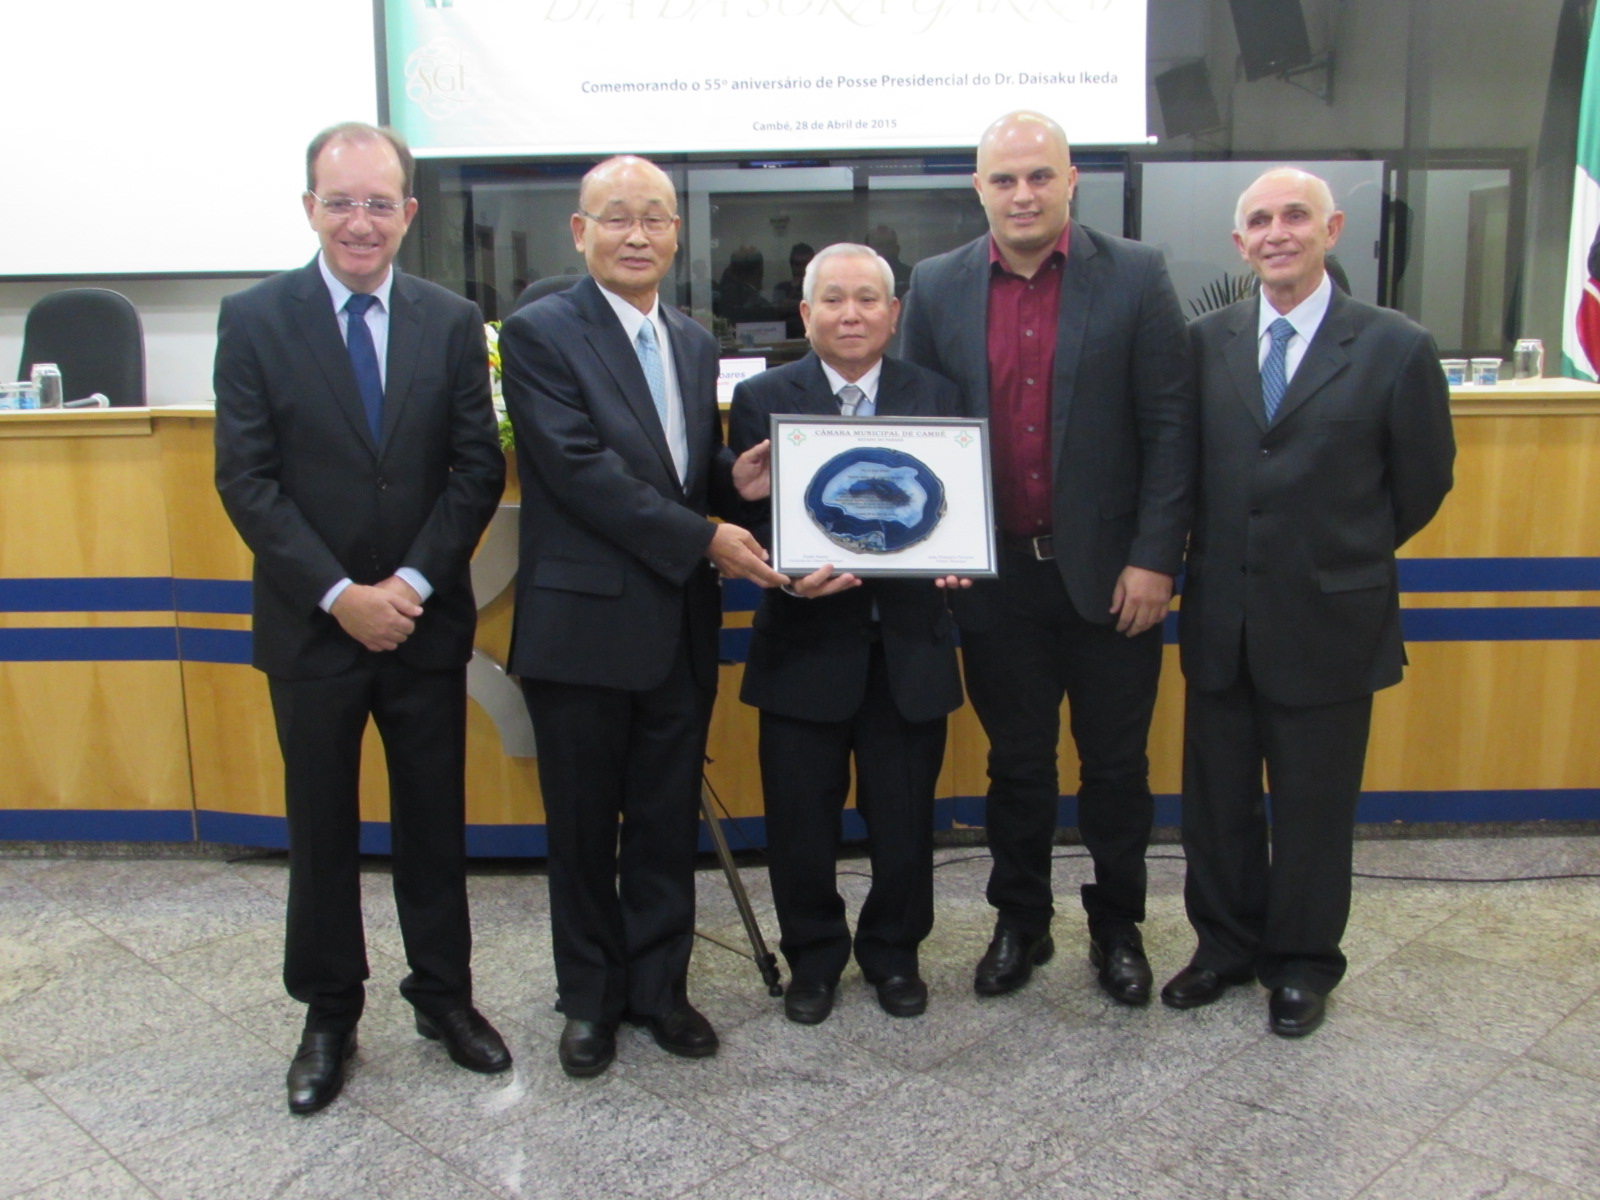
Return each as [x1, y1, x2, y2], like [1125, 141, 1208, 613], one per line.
[901, 111, 1195, 1006]
[499, 155, 785, 1077]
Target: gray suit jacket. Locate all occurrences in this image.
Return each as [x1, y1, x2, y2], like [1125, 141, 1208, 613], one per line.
[899, 223, 1195, 629]
[728, 352, 964, 724]
[499, 275, 742, 692]
[214, 260, 504, 680]
[1179, 289, 1456, 706]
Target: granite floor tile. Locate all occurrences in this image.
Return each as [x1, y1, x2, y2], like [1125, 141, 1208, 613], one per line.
[1016, 1143, 1217, 1200]
[778, 1074, 1077, 1200]
[679, 1154, 856, 1200]
[1344, 878, 1473, 942]
[342, 1014, 565, 1154]
[444, 1078, 757, 1200]
[1356, 1139, 1589, 1200]
[1432, 1060, 1600, 1193]
[120, 1093, 459, 1200]
[1337, 941, 1588, 1055]
[1173, 1004, 1512, 1139]
[458, 918, 557, 1023]
[9, 1160, 158, 1200]
[226, 856, 292, 902]
[929, 993, 1260, 1143]
[36, 1015, 280, 1155]
[1337, 919, 1409, 982]
[0, 1079, 112, 1200]
[1527, 992, 1600, 1083]
[0, 912, 105, 1007]
[1417, 894, 1600, 988]
[623, 1010, 908, 1150]
[360, 1154, 503, 1200]
[150, 923, 286, 1012]
[0, 934, 224, 1078]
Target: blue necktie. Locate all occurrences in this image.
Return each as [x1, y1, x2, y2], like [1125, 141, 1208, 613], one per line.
[838, 383, 874, 416]
[635, 320, 668, 427]
[1261, 317, 1295, 424]
[344, 293, 383, 440]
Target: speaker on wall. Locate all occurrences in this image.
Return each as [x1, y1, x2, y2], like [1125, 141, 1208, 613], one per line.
[1155, 60, 1221, 138]
[1228, 0, 1315, 81]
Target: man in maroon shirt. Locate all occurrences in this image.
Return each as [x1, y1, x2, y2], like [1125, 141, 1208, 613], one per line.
[901, 111, 1195, 1005]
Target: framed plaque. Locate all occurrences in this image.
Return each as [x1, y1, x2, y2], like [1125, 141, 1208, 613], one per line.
[769, 414, 997, 579]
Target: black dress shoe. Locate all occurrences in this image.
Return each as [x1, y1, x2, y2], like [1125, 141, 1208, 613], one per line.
[974, 928, 1054, 996]
[637, 1002, 719, 1058]
[286, 1029, 356, 1115]
[416, 1007, 513, 1074]
[784, 982, 836, 1025]
[873, 975, 928, 1018]
[1089, 934, 1153, 1006]
[558, 1018, 617, 1078]
[1160, 964, 1254, 1010]
[1269, 987, 1327, 1038]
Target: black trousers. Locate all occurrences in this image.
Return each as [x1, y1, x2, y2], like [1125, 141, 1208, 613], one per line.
[270, 656, 472, 1034]
[959, 550, 1162, 940]
[1180, 663, 1373, 994]
[520, 639, 714, 1024]
[758, 639, 945, 986]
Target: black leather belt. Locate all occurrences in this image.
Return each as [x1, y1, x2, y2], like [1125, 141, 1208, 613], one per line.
[1003, 533, 1055, 561]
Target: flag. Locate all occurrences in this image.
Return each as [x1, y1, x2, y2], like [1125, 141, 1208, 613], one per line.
[1564, 12, 1600, 379]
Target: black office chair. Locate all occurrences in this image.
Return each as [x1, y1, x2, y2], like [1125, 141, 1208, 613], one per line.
[17, 288, 146, 407]
[511, 274, 584, 313]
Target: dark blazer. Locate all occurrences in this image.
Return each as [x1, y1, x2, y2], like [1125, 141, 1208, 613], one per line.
[214, 260, 505, 679]
[1180, 289, 1456, 707]
[899, 223, 1195, 629]
[728, 353, 965, 724]
[500, 275, 741, 691]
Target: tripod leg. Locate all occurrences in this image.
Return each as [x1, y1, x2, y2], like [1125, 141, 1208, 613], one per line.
[700, 780, 783, 996]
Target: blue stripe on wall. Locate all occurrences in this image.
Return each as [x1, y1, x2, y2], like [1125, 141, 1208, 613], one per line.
[0, 577, 174, 612]
[1400, 557, 1600, 591]
[177, 627, 252, 665]
[1402, 607, 1600, 641]
[0, 809, 195, 842]
[174, 579, 253, 614]
[0, 627, 179, 662]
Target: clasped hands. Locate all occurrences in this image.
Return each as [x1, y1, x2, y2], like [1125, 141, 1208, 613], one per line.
[329, 576, 423, 652]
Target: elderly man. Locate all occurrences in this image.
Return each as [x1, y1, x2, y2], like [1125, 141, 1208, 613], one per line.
[901, 111, 1195, 1005]
[499, 156, 785, 1077]
[214, 121, 509, 1114]
[729, 244, 965, 1024]
[1164, 168, 1454, 1036]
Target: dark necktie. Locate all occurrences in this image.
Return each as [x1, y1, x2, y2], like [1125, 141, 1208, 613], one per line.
[344, 293, 383, 440]
[1261, 317, 1295, 424]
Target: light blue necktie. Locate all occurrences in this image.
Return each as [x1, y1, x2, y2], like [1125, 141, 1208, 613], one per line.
[1261, 317, 1295, 424]
[635, 320, 668, 427]
[838, 383, 874, 416]
[344, 293, 383, 440]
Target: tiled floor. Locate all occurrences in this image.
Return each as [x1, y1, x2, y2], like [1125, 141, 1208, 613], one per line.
[2, 833, 1599, 1199]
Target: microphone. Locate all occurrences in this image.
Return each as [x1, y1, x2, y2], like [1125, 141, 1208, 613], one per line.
[63, 393, 110, 409]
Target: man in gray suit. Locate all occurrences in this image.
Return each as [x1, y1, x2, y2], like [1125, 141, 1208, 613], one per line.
[215, 122, 509, 1113]
[901, 111, 1195, 1005]
[1162, 168, 1454, 1037]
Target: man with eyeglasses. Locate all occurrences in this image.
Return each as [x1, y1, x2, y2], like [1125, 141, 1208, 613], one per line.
[500, 155, 787, 1078]
[214, 121, 508, 1114]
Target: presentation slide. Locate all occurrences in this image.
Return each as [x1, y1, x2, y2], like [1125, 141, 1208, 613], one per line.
[1, 1, 377, 278]
[385, 0, 1149, 156]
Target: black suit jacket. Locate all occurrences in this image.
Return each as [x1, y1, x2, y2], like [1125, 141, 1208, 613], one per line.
[899, 223, 1196, 629]
[500, 275, 742, 692]
[1180, 289, 1455, 707]
[214, 260, 505, 679]
[728, 353, 965, 724]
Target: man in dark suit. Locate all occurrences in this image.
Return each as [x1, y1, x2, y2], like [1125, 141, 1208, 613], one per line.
[1163, 168, 1454, 1036]
[900, 111, 1195, 1005]
[729, 244, 965, 1025]
[499, 155, 786, 1077]
[214, 122, 509, 1114]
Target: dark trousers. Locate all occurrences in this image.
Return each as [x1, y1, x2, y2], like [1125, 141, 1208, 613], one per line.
[520, 640, 714, 1024]
[1180, 662, 1373, 994]
[959, 551, 1162, 940]
[758, 640, 945, 986]
[269, 657, 472, 1034]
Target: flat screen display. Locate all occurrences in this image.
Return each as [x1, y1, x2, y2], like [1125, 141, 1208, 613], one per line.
[384, 0, 1150, 156]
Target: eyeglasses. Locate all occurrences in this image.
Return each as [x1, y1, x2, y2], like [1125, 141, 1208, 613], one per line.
[578, 209, 678, 235]
[310, 192, 409, 219]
